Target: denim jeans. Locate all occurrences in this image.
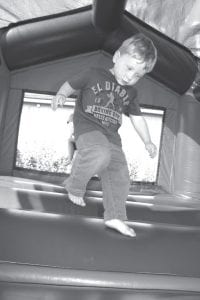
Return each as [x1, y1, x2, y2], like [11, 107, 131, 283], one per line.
[64, 131, 130, 221]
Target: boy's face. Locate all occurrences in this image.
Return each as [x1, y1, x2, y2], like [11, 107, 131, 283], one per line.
[112, 51, 147, 86]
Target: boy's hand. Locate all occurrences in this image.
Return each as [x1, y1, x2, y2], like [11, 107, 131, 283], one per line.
[145, 142, 157, 158]
[51, 94, 66, 111]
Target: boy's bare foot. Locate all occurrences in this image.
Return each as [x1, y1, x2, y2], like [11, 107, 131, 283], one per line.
[105, 219, 136, 237]
[68, 193, 86, 207]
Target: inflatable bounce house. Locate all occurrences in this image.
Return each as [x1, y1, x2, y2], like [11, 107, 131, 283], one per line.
[0, 1, 200, 299]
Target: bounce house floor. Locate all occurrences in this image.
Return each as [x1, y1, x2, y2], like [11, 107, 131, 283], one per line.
[0, 176, 200, 298]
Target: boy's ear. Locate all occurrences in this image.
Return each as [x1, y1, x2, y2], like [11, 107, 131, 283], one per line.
[113, 50, 120, 63]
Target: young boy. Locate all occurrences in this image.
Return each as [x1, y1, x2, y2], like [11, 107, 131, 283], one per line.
[51, 33, 157, 237]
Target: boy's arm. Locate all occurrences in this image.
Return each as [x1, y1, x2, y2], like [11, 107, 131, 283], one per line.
[129, 114, 157, 158]
[51, 81, 76, 111]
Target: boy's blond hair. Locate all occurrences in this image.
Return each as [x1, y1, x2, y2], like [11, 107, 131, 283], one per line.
[118, 33, 157, 72]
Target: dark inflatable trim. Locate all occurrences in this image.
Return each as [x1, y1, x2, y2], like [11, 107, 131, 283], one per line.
[0, 1, 198, 94]
[92, 0, 126, 33]
[1, 7, 103, 70]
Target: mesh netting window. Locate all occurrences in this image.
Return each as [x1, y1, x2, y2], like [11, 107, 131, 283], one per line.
[15, 92, 164, 183]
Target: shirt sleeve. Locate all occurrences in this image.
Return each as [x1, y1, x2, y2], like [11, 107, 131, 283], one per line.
[123, 88, 142, 116]
[68, 69, 91, 90]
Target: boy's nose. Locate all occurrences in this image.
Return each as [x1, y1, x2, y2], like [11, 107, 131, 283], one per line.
[128, 70, 136, 79]
[125, 72, 132, 81]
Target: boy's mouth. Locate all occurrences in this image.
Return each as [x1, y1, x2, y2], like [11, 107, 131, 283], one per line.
[117, 77, 129, 86]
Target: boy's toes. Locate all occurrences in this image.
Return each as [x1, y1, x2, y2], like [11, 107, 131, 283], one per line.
[105, 219, 136, 237]
[68, 193, 86, 207]
[124, 226, 136, 237]
[77, 198, 86, 207]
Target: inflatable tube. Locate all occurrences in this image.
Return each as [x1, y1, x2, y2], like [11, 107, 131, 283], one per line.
[173, 94, 200, 198]
[1, 7, 102, 70]
[92, 0, 126, 33]
[0, 262, 200, 292]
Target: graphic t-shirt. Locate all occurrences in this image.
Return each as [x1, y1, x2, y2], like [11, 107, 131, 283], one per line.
[69, 68, 141, 146]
